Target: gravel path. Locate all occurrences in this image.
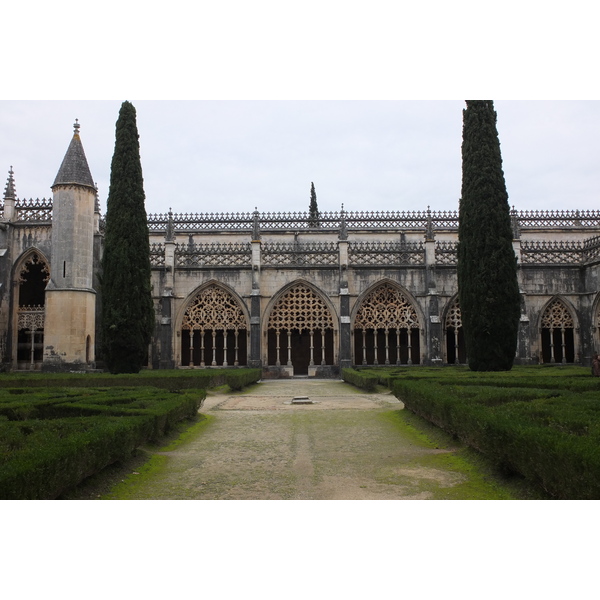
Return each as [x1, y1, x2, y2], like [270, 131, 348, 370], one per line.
[104, 379, 514, 500]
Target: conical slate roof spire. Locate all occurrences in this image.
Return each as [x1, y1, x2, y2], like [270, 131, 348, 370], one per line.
[52, 120, 96, 190]
[3, 166, 16, 200]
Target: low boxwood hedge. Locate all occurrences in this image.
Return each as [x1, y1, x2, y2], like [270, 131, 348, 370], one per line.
[0, 415, 155, 500]
[0, 387, 207, 499]
[341, 368, 379, 392]
[0, 368, 262, 499]
[390, 376, 600, 499]
[0, 367, 262, 392]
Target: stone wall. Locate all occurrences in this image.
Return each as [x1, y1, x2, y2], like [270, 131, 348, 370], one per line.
[2, 206, 600, 372]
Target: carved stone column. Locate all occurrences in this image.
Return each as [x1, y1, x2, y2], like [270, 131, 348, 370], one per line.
[338, 238, 352, 369]
[249, 239, 262, 368]
[159, 237, 176, 369]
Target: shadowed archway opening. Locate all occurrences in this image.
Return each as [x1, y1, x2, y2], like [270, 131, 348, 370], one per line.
[181, 329, 248, 367]
[353, 328, 420, 365]
[267, 328, 334, 375]
[16, 252, 49, 370]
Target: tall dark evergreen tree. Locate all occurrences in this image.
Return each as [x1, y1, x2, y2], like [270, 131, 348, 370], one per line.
[308, 181, 320, 227]
[101, 101, 154, 373]
[457, 100, 521, 371]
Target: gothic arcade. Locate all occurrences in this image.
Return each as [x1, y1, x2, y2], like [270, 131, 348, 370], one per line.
[2, 125, 600, 374]
[148, 208, 600, 376]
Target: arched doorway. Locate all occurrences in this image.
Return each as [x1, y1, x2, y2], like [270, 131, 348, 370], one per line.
[445, 297, 466, 364]
[353, 282, 421, 365]
[180, 284, 248, 367]
[540, 298, 575, 363]
[266, 283, 335, 375]
[15, 251, 49, 370]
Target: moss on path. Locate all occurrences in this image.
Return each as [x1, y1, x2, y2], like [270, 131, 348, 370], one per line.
[102, 380, 534, 500]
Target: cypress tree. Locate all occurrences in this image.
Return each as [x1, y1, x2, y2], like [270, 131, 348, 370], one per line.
[308, 182, 320, 227]
[457, 100, 521, 371]
[101, 101, 154, 373]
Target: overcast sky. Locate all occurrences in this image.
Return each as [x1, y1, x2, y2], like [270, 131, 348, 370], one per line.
[1, 100, 598, 217]
[4, 0, 598, 587]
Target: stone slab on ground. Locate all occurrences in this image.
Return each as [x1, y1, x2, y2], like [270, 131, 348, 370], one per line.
[203, 379, 402, 411]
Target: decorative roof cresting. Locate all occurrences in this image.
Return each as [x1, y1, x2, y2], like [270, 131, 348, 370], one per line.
[52, 120, 97, 191]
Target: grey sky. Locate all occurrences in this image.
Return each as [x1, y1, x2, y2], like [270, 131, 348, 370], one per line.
[4, 1, 597, 585]
[1, 100, 598, 217]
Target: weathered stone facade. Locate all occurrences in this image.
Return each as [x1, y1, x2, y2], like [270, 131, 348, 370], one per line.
[1, 126, 600, 374]
[146, 209, 600, 375]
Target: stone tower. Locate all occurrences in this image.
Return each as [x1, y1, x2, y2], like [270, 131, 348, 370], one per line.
[42, 121, 98, 371]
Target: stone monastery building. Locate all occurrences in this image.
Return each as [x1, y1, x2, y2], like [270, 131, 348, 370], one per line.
[2, 122, 600, 375]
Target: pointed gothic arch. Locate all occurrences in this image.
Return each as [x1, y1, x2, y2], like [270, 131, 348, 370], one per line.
[179, 282, 249, 367]
[265, 281, 336, 375]
[352, 281, 421, 365]
[539, 297, 576, 363]
[12, 249, 50, 370]
[444, 295, 466, 364]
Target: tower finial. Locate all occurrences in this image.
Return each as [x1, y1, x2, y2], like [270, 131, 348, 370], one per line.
[4, 166, 16, 200]
[73, 119, 80, 134]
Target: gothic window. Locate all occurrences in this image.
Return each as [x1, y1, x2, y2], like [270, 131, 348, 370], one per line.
[16, 251, 49, 369]
[181, 285, 248, 367]
[267, 283, 334, 375]
[445, 297, 466, 364]
[540, 298, 575, 363]
[353, 282, 420, 365]
[18, 252, 49, 307]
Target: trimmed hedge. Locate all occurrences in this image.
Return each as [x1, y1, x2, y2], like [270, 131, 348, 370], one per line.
[390, 375, 600, 499]
[0, 368, 262, 392]
[0, 387, 206, 499]
[226, 369, 262, 391]
[0, 368, 261, 499]
[1, 416, 154, 500]
[341, 368, 379, 392]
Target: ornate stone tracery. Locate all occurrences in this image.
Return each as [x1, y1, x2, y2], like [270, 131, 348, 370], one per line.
[17, 305, 45, 331]
[354, 283, 420, 330]
[541, 298, 574, 329]
[182, 285, 247, 333]
[540, 298, 575, 364]
[181, 285, 248, 367]
[262, 242, 338, 267]
[445, 297, 462, 329]
[354, 283, 420, 365]
[18, 252, 50, 285]
[267, 283, 334, 370]
[348, 241, 425, 266]
[444, 297, 465, 364]
[15, 198, 53, 222]
[267, 283, 334, 333]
